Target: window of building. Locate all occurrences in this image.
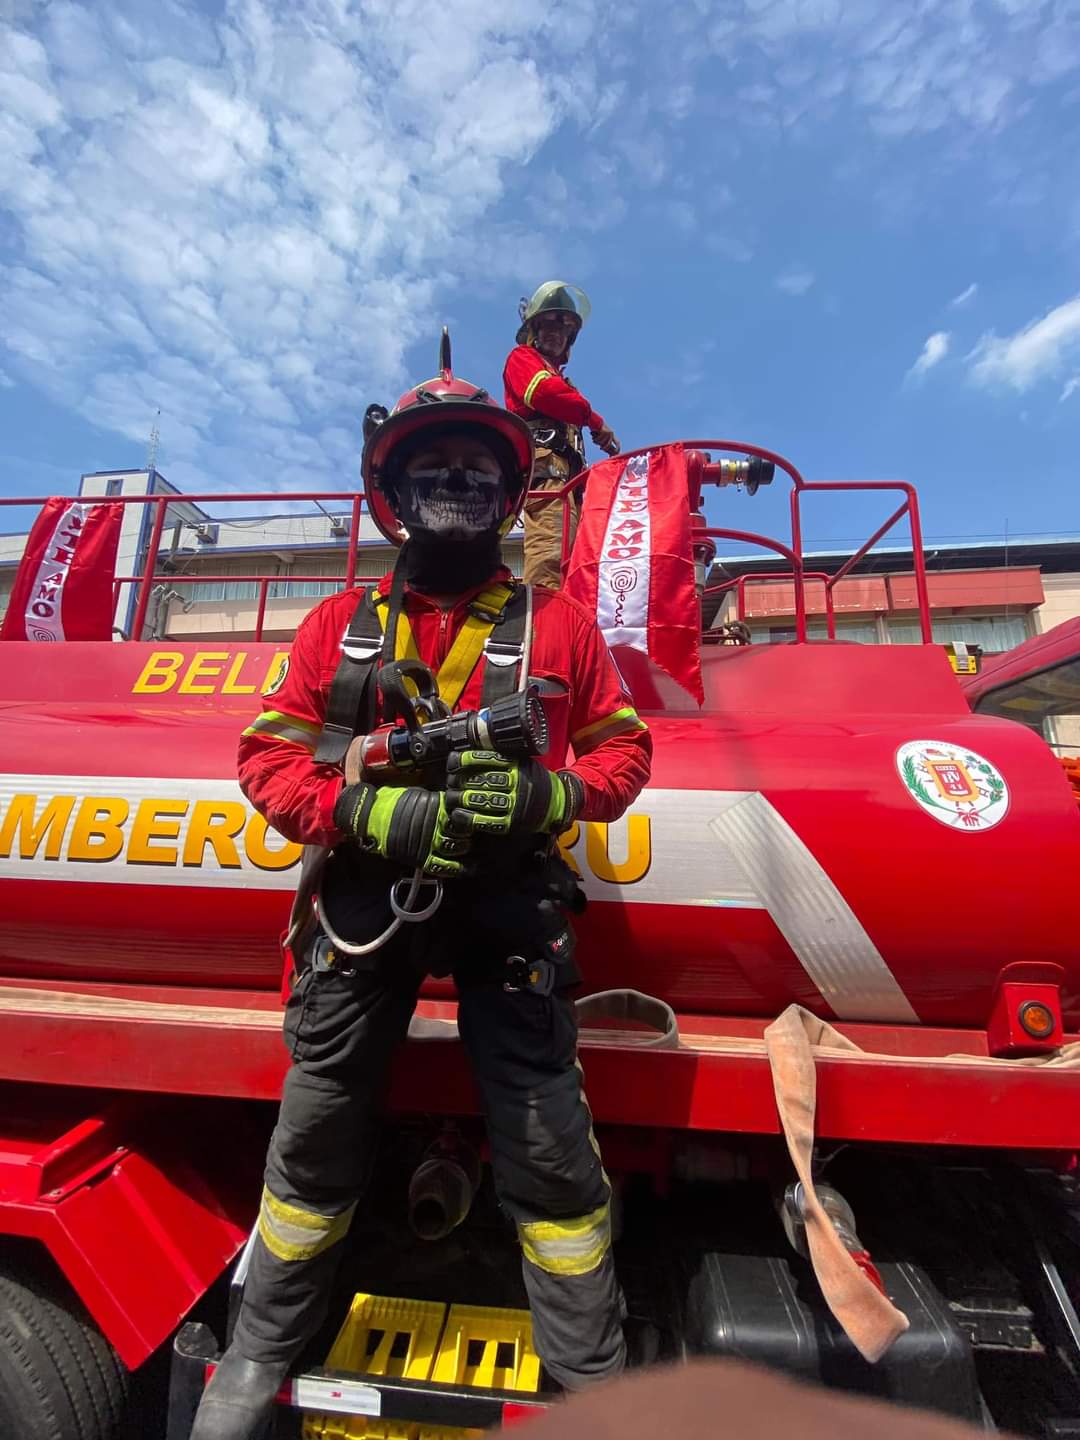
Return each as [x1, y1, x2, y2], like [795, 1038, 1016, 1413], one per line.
[189, 579, 260, 603]
[267, 578, 341, 599]
[746, 613, 1031, 650]
[752, 621, 878, 644]
[187, 560, 345, 605]
[887, 615, 1030, 651]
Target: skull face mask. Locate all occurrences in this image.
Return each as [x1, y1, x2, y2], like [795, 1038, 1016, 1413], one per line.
[393, 435, 510, 544]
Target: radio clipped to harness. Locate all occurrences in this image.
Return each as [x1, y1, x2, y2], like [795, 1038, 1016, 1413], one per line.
[355, 658, 550, 778]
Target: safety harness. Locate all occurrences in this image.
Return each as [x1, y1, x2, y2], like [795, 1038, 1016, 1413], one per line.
[525, 417, 585, 482]
[304, 565, 568, 981]
[314, 565, 533, 766]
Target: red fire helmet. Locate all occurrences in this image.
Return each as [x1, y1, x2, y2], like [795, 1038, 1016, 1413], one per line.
[362, 331, 534, 545]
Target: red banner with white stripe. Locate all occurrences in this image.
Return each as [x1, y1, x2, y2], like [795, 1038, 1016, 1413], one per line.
[1, 497, 123, 642]
[566, 444, 703, 703]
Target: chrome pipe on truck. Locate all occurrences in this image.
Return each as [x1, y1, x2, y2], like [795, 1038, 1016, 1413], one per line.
[407, 1134, 482, 1241]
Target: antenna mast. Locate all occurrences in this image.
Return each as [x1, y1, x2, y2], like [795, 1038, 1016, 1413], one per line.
[146, 409, 161, 474]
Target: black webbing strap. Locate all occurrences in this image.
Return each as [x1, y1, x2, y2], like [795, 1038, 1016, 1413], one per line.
[480, 583, 531, 705]
[315, 569, 532, 765]
[381, 549, 410, 667]
[313, 589, 382, 765]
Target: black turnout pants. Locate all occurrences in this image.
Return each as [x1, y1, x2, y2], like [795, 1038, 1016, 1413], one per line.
[233, 932, 626, 1390]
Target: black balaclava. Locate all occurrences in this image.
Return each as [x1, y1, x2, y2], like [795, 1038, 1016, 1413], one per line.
[384, 423, 519, 594]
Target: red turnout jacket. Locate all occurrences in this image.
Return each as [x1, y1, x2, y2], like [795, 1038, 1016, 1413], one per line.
[503, 344, 607, 432]
[238, 568, 652, 849]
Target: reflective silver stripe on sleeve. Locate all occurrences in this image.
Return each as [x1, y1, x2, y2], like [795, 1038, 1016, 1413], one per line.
[242, 711, 319, 751]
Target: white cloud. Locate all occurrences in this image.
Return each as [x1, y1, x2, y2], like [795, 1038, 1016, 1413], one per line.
[776, 267, 815, 296]
[907, 331, 951, 381]
[0, 1, 609, 490]
[0, 368, 13, 389]
[969, 295, 1080, 391]
[1061, 376, 1080, 403]
[950, 282, 978, 308]
[692, 0, 1076, 142]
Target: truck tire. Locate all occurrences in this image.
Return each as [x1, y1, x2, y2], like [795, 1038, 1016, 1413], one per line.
[0, 1268, 130, 1439]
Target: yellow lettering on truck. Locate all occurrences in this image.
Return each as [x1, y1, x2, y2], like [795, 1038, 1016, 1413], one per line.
[132, 652, 185, 694]
[245, 812, 303, 871]
[178, 652, 231, 694]
[0, 782, 662, 894]
[585, 815, 652, 884]
[131, 650, 289, 697]
[183, 801, 248, 868]
[128, 799, 190, 865]
[67, 797, 130, 862]
[0, 794, 76, 860]
[222, 655, 257, 694]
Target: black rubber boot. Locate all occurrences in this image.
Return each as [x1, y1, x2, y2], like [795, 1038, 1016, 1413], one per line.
[189, 1345, 290, 1440]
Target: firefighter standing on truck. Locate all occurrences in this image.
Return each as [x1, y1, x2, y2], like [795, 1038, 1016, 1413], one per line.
[504, 281, 620, 590]
[190, 340, 652, 1440]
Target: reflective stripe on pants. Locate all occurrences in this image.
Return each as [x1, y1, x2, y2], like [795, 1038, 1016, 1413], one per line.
[518, 1202, 612, 1276]
[456, 983, 625, 1389]
[233, 918, 625, 1389]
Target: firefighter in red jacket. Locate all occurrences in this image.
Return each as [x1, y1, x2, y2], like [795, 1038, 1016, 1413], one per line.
[191, 348, 652, 1439]
[504, 281, 620, 589]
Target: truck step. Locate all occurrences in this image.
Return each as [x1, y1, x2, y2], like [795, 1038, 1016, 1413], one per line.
[303, 1294, 541, 1440]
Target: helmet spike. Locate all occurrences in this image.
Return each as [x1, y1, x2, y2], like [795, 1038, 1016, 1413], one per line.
[439, 326, 452, 383]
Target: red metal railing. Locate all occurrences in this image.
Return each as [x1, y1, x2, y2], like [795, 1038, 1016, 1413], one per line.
[704, 571, 838, 639]
[544, 438, 933, 644]
[791, 481, 932, 644]
[109, 573, 385, 642]
[1, 446, 935, 646]
[0, 490, 368, 643]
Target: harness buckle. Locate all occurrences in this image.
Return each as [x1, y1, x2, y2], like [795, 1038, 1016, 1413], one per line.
[341, 638, 381, 661]
[310, 935, 357, 978]
[483, 636, 525, 668]
[469, 582, 518, 626]
[502, 955, 556, 996]
[469, 601, 508, 625]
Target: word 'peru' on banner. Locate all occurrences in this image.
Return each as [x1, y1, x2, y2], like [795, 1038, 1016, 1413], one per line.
[565, 443, 703, 704]
[0, 498, 124, 643]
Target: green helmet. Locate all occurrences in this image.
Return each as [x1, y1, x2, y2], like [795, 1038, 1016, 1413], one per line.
[516, 281, 592, 344]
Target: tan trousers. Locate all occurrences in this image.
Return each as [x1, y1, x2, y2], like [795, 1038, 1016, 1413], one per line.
[522, 464, 581, 590]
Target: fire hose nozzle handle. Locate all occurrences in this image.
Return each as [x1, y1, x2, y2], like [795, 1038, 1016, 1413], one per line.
[377, 659, 448, 732]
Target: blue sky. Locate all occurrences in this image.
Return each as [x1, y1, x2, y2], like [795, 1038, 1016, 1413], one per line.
[2, 0, 1080, 550]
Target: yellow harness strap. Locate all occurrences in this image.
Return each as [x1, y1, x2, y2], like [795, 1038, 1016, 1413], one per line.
[372, 583, 515, 709]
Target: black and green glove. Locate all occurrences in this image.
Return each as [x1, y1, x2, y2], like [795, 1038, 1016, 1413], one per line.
[444, 752, 584, 839]
[333, 782, 469, 878]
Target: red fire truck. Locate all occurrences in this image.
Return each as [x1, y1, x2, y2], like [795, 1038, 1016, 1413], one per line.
[1, 442, 1078, 1438]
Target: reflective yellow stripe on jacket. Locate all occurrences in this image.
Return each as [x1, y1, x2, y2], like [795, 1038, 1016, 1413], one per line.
[257, 1187, 357, 1263]
[571, 705, 648, 755]
[523, 369, 555, 407]
[518, 1202, 612, 1276]
[242, 711, 320, 752]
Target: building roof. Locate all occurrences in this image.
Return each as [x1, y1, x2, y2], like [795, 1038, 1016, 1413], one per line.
[708, 533, 1080, 583]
